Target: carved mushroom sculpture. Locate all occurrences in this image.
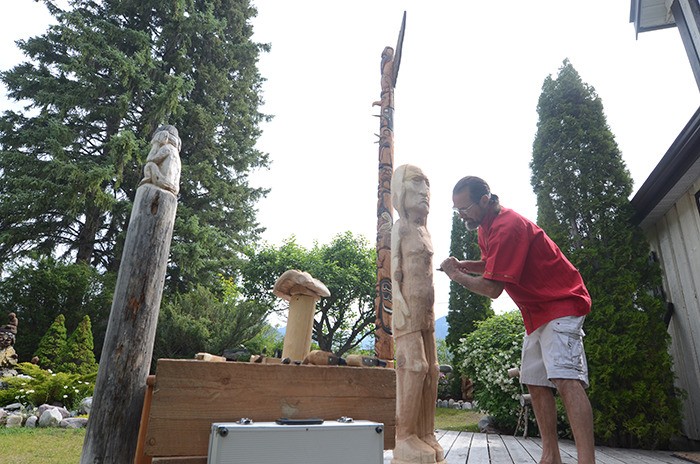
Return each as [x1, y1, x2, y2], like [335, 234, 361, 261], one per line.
[273, 270, 330, 363]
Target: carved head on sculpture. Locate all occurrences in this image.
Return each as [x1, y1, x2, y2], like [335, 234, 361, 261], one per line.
[391, 164, 430, 221]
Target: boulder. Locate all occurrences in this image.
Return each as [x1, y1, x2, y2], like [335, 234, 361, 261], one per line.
[25, 415, 38, 428]
[38, 408, 63, 427]
[78, 397, 93, 415]
[60, 417, 88, 429]
[6, 413, 23, 428]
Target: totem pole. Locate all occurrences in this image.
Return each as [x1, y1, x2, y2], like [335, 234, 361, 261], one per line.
[373, 12, 406, 361]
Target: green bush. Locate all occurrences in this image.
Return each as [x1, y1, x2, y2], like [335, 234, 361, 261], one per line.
[0, 363, 95, 410]
[33, 314, 67, 371]
[457, 311, 524, 432]
[57, 315, 98, 375]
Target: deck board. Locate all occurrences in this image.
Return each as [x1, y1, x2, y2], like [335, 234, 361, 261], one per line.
[382, 431, 691, 463]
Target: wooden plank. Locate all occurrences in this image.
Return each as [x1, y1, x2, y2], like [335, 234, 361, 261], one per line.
[590, 446, 627, 464]
[514, 436, 543, 462]
[487, 434, 513, 463]
[383, 449, 393, 464]
[444, 432, 472, 464]
[152, 458, 206, 464]
[499, 434, 536, 462]
[466, 432, 489, 464]
[145, 360, 396, 456]
[556, 439, 578, 464]
[596, 446, 689, 464]
[672, 189, 700, 440]
[437, 430, 459, 457]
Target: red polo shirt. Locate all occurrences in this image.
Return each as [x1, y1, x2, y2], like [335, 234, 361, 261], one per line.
[479, 207, 591, 334]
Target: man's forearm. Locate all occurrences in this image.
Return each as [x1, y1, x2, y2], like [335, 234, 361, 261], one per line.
[451, 272, 503, 299]
[460, 260, 486, 275]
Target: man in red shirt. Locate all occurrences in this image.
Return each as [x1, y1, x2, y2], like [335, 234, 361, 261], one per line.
[440, 176, 595, 464]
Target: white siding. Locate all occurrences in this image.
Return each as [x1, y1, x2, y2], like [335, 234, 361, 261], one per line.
[647, 178, 700, 440]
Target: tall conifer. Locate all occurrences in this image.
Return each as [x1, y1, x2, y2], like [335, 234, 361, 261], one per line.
[0, 0, 269, 293]
[446, 213, 493, 397]
[531, 59, 681, 448]
[34, 314, 67, 371]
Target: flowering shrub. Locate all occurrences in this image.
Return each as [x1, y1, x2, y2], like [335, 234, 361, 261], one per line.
[0, 362, 95, 410]
[457, 311, 524, 432]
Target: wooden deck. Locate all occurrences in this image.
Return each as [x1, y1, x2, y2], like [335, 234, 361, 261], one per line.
[382, 431, 694, 463]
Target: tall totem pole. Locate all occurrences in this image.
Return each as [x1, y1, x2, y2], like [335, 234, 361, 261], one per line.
[373, 12, 405, 361]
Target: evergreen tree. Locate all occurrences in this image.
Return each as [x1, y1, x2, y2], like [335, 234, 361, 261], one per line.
[0, 0, 269, 293]
[445, 213, 494, 352]
[34, 314, 67, 371]
[0, 257, 110, 361]
[445, 213, 493, 397]
[153, 277, 268, 364]
[58, 315, 98, 375]
[530, 59, 682, 448]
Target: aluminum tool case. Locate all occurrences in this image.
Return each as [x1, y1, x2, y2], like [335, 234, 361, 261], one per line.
[207, 419, 384, 464]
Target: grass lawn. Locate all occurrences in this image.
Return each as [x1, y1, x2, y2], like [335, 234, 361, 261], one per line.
[435, 407, 483, 432]
[0, 408, 483, 462]
[0, 427, 85, 464]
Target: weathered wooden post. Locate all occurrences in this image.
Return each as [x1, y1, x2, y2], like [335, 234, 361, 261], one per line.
[80, 125, 181, 463]
[373, 12, 406, 361]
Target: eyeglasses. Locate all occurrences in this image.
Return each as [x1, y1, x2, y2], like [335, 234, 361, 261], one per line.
[453, 203, 476, 215]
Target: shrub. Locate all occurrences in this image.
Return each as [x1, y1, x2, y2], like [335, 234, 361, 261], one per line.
[57, 315, 98, 375]
[457, 311, 524, 432]
[0, 363, 95, 410]
[33, 314, 67, 371]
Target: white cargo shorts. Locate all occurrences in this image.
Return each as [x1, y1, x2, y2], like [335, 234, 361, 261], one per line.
[519, 315, 589, 388]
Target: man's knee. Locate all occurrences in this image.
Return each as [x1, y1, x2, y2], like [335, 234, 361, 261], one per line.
[551, 378, 587, 395]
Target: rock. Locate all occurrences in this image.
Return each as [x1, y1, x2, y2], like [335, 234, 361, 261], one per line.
[38, 408, 63, 427]
[477, 416, 500, 434]
[25, 415, 38, 428]
[38, 403, 70, 418]
[78, 397, 93, 415]
[4, 402, 22, 411]
[6, 413, 23, 428]
[60, 417, 88, 428]
[0, 346, 18, 367]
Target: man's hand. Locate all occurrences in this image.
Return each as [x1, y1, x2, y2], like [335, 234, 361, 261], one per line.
[439, 257, 503, 299]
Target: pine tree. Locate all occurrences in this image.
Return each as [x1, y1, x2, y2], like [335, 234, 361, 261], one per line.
[530, 59, 682, 448]
[58, 315, 98, 375]
[445, 213, 494, 352]
[34, 314, 67, 371]
[445, 213, 493, 397]
[0, 0, 269, 293]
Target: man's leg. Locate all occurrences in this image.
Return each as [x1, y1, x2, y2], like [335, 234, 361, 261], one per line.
[527, 384, 562, 464]
[552, 379, 595, 464]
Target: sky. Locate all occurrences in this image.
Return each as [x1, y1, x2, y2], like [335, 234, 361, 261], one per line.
[2, 1, 699, 319]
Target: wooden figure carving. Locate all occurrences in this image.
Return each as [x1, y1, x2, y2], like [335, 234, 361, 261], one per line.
[139, 125, 182, 195]
[391, 164, 444, 464]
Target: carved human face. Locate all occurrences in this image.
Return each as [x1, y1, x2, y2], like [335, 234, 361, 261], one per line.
[403, 169, 430, 219]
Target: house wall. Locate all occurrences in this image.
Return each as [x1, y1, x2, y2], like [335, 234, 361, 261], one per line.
[645, 177, 700, 440]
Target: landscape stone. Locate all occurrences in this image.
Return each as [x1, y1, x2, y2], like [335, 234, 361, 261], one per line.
[38, 408, 62, 427]
[79, 396, 93, 415]
[6, 413, 23, 427]
[25, 415, 38, 427]
[60, 417, 88, 428]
